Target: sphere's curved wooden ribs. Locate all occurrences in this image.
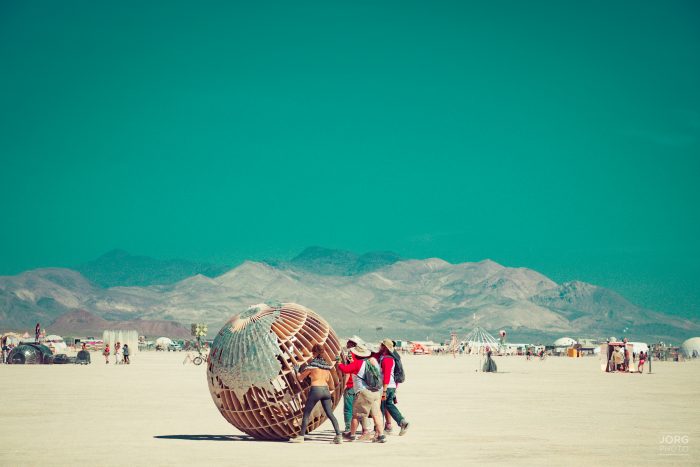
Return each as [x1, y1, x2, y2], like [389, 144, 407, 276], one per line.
[207, 302, 342, 440]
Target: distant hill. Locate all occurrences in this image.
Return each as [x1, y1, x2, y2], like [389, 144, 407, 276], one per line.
[49, 309, 191, 338]
[266, 246, 403, 276]
[0, 268, 98, 329]
[2, 249, 698, 343]
[76, 249, 230, 287]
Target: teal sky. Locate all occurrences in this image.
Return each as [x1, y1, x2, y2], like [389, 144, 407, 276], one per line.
[1, 1, 699, 318]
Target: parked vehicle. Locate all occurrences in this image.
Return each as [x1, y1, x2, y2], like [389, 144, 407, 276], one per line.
[168, 342, 182, 352]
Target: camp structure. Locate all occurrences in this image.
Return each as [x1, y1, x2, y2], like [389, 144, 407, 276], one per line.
[552, 337, 577, 355]
[78, 338, 104, 350]
[409, 341, 432, 355]
[649, 342, 682, 361]
[1, 332, 21, 348]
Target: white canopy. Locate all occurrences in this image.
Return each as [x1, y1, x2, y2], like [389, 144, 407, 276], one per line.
[681, 337, 700, 357]
[628, 342, 649, 354]
[553, 337, 577, 347]
[156, 337, 174, 347]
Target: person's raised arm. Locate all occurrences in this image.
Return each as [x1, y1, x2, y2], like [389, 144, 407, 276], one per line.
[338, 358, 362, 374]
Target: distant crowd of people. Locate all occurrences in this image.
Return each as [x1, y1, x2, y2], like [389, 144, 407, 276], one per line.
[290, 336, 410, 444]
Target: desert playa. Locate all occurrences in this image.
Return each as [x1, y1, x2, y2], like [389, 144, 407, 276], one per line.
[1, 352, 698, 466]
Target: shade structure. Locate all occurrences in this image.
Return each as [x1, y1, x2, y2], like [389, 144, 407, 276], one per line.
[463, 326, 499, 354]
[103, 330, 139, 354]
[207, 302, 343, 440]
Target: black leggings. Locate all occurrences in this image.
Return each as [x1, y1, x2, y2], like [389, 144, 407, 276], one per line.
[300, 386, 340, 436]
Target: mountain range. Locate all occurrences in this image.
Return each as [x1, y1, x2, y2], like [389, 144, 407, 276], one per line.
[1, 248, 697, 342]
[76, 249, 231, 287]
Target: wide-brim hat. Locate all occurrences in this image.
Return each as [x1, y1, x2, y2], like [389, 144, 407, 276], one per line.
[381, 338, 395, 351]
[347, 335, 365, 346]
[351, 344, 371, 358]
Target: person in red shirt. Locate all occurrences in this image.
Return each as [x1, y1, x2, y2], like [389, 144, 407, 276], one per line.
[379, 338, 409, 436]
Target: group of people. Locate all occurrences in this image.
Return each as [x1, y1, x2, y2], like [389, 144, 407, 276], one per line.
[609, 346, 647, 373]
[291, 336, 410, 444]
[102, 342, 130, 364]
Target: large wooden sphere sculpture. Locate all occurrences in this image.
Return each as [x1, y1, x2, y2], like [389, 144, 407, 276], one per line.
[207, 302, 343, 440]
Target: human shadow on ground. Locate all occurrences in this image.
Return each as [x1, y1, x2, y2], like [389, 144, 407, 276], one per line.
[154, 434, 263, 442]
[154, 430, 338, 443]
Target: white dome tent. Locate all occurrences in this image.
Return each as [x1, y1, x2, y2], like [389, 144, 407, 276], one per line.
[681, 337, 700, 358]
[155, 337, 174, 349]
[553, 337, 577, 347]
[44, 335, 67, 353]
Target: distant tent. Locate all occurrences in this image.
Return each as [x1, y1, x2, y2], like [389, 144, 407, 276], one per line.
[44, 335, 67, 353]
[156, 337, 174, 348]
[553, 337, 577, 347]
[681, 337, 700, 358]
[2, 332, 21, 347]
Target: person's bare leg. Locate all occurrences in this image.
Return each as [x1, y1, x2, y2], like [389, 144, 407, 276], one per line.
[372, 401, 384, 437]
[358, 415, 372, 438]
[371, 411, 384, 441]
[348, 417, 359, 438]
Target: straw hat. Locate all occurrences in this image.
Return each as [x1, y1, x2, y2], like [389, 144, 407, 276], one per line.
[351, 344, 371, 358]
[381, 338, 395, 352]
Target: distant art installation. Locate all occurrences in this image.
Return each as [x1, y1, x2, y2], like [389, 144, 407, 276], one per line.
[207, 302, 343, 440]
[6, 343, 53, 364]
[102, 330, 139, 354]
